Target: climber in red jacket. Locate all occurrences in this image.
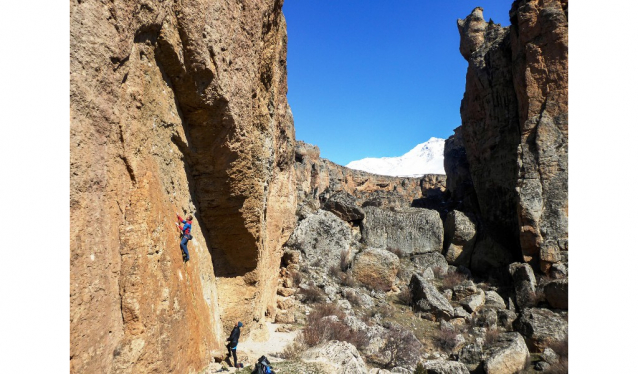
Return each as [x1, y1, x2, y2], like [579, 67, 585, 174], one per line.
[176, 212, 193, 262]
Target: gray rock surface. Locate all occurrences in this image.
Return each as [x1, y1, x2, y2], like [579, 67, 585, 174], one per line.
[444, 210, 477, 266]
[422, 360, 471, 374]
[509, 263, 537, 309]
[484, 291, 507, 309]
[470, 235, 513, 274]
[284, 210, 353, 269]
[497, 309, 517, 331]
[460, 289, 485, 313]
[410, 274, 454, 319]
[541, 347, 559, 365]
[361, 206, 443, 255]
[412, 252, 449, 274]
[483, 332, 530, 374]
[542, 279, 568, 310]
[322, 191, 366, 222]
[514, 308, 568, 352]
[453, 280, 478, 300]
[301, 340, 368, 374]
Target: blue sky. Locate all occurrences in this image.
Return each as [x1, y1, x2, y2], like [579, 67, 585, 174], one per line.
[283, 0, 512, 165]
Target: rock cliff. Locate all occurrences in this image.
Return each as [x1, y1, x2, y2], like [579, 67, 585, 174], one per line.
[294, 141, 446, 213]
[452, 1, 568, 272]
[70, 0, 296, 372]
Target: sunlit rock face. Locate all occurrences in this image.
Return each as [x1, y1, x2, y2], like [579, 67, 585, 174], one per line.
[70, 0, 296, 372]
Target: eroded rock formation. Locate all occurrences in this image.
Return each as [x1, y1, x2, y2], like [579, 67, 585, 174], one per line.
[452, 1, 568, 272]
[294, 141, 446, 213]
[70, 0, 296, 372]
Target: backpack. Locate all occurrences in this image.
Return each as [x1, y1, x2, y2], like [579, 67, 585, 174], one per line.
[253, 355, 274, 374]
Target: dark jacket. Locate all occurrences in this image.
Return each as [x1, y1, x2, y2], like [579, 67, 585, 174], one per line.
[227, 326, 241, 346]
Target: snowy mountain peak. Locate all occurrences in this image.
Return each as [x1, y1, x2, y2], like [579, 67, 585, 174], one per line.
[345, 138, 445, 177]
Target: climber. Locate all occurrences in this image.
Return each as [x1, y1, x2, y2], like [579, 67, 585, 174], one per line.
[176, 212, 193, 262]
[225, 321, 243, 368]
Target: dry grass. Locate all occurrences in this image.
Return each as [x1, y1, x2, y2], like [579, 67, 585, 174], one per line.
[381, 324, 422, 368]
[484, 327, 501, 346]
[441, 272, 468, 290]
[277, 335, 307, 360]
[435, 328, 459, 353]
[396, 286, 412, 306]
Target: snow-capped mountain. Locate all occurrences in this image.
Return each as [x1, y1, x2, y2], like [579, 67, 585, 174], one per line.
[345, 137, 445, 177]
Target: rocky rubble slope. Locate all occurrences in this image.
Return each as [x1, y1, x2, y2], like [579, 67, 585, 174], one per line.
[70, 0, 296, 372]
[451, 0, 568, 273]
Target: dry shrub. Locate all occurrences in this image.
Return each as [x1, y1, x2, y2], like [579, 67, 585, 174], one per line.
[338, 272, 356, 287]
[302, 303, 369, 350]
[441, 271, 468, 290]
[381, 324, 422, 368]
[340, 249, 351, 271]
[344, 289, 362, 307]
[291, 270, 303, 287]
[329, 265, 342, 278]
[435, 328, 459, 353]
[484, 327, 500, 346]
[414, 362, 427, 374]
[433, 266, 447, 279]
[298, 284, 325, 304]
[396, 286, 412, 306]
[278, 335, 306, 360]
[387, 246, 406, 258]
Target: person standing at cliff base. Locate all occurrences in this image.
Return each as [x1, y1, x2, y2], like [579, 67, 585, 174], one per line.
[226, 321, 243, 368]
[176, 212, 193, 262]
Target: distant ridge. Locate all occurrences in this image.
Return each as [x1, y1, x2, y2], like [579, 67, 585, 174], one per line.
[345, 137, 445, 177]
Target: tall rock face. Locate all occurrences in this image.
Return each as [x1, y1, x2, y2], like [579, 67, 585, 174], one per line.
[453, 1, 568, 271]
[294, 141, 446, 213]
[70, 0, 296, 373]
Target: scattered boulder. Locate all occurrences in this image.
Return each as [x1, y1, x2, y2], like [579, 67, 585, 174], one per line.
[459, 342, 485, 366]
[412, 252, 449, 274]
[444, 210, 477, 266]
[473, 307, 498, 329]
[410, 274, 454, 319]
[483, 332, 530, 374]
[274, 310, 295, 324]
[549, 263, 568, 279]
[541, 347, 559, 365]
[542, 279, 568, 310]
[323, 191, 366, 222]
[460, 289, 485, 313]
[484, 291, 507, 309]
[453, 280, 478, 300]
[422, 360, 471, 374]
[497, 309, 517, 331]
[284, 210, 353, 269]
[454, 307, 470, 319]
[352, 248, 400, 292]
[361, 206, 443, 255]
[301, 340, 368, 374]
[509, 263, 537, 309]
[535, 361, 551, 371]
[514, 308, 568, 352]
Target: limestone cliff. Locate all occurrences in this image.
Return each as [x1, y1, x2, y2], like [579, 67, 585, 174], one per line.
[294, 141, 446, 214]
[453, 1, 568, 272]
[70, 0, 296, 373]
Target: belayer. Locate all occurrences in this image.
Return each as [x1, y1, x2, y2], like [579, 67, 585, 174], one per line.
[176, 212, 193, 262]
[226, 321, 243, 368]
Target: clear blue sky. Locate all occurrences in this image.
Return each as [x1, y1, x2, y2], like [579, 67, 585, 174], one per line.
[283, 0, 512, 165]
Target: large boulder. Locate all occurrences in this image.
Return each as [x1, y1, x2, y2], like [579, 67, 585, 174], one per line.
[470, 236, 513, 274]
[284, 210, 352, 269]
[444, 210, 477, 266]
[460, 289, 485, 313]
[509, 263, 537, 309]
[484, 291, 507, 310]
[323, 191, 366, 222]
[514, 308, 568, 352]
[483, 332, 530, 374]
[352, 248, 400, 292]
[301, 340, 368, 374]
[361, 206, 443, 255]
[412, 252, 449, 274]
[542, 279, 568, 310]
[410, 274, 454, 319]
[422, 360, 470, 374]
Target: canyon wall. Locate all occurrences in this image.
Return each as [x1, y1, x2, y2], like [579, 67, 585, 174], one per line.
[294, 141, 446, 214]
[452, 0, 568, 272]
[70, 0, 296, 372]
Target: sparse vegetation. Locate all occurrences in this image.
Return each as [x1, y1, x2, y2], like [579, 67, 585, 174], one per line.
[298, 284, 325, 304]
[441, 271, 468, 290]
[414, 362, 427, 374]
[302, 302, 369, 350]
[277, 335, 307, 360]
[291, 270, 303, 287]
[484, 327, 501, 346]
[435, 327, 459, 352]
[396, 286, 412, 306]
[381, 324, 422, 368]
[343, 289, 362, 307]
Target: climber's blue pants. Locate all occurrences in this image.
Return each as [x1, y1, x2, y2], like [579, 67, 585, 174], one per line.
[180, 236, 190, 261]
